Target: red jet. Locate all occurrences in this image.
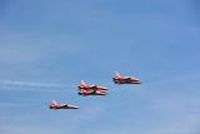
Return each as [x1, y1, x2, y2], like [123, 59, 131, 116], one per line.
[78, 88, 108, 96]
[78, 80, 108, 96]
[49, 100, 79, 110]
[79, 80, 108, 90]
[113, 72, 142, 84]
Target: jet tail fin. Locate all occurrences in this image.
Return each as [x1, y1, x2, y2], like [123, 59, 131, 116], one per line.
[80, 80, 87, 87]
[51, 100, 58, 105]
[115, 72, 121, 78]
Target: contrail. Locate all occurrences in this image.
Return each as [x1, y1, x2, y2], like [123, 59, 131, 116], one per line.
[0, 80, 76, 88]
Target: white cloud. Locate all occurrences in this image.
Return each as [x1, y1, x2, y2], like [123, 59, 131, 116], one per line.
[0, 126, 65, 134]
[0, 79, 71, 88]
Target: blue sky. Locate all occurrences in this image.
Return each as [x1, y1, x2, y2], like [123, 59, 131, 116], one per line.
[0, 0, 200, 134]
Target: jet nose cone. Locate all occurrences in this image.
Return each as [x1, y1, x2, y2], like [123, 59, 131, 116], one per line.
[138, 80, 142, 84]
[75, 106, 80, 109]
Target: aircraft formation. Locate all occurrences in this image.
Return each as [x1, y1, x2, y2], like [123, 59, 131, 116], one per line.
[49, 72, 142, 110]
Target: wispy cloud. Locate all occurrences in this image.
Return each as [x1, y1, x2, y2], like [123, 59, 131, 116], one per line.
[0, 102, 27, 108]
[0, 79, 70, 88]
[0, 80, 76, 92]
[0, 126, 64, 134]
